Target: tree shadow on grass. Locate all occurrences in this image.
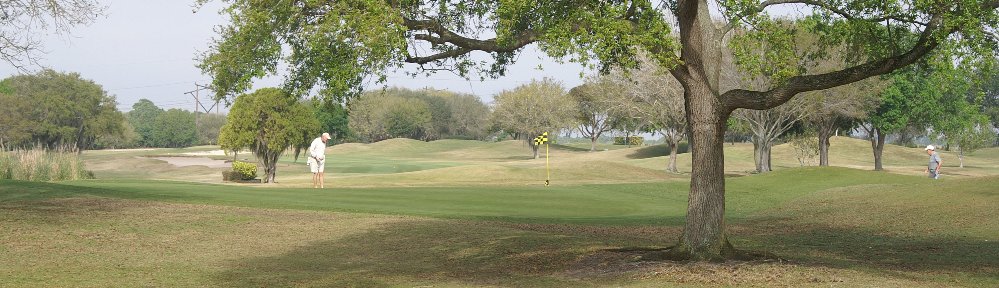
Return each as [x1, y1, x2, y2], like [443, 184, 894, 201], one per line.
[213, 220, 678, 287]
[213, 215, 998, 287]
[733, 220, 999, 283]
[625, 144, 688, 160]
[0, 180, 217, 205]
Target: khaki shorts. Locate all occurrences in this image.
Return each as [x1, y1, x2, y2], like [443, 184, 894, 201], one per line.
[308, 157, 325, 173]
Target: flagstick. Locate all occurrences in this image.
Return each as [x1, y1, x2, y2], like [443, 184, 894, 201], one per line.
[545, 142, 550, 187]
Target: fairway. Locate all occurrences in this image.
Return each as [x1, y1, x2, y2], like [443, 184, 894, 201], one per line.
[3, 138, 999, 287]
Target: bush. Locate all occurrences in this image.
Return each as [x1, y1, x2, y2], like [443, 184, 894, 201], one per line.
[613, 136, 644, 146]
[231, 161, 257, 180]
[0, 148, 93, 181]
[790, 134, 819, 167]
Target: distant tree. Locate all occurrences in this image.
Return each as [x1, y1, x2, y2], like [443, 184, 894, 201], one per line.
[151, 109, 197, 148]
[385, 97, 433, 140]
[348, 93, 391, 142]
[733, 100, 809, 173]
[220, 88, 318, 183]
[196, 113, 227, 145]
[492, 78, 575, 159]
[934, 71, 994, 168]
[0, 91, 32, 147]
[347, 88, 488, 142]
[313, 100, 351, 143]
[800, 53, 883, 166]
[605, 51, 688, 173]
[569, 78, 620, 152]
[863, 60, 969, 171]
[1, 1, 104, 69]
[728, 60, 809, 173]
[94, 118, 140, 149]
[0, 70, 123, 152]
[943, 117, 994, 168]
[863, 73, 927, 171]
[348, 91, 433, 142]
[416, 92, 451, 140]
[443, 93, 491, 140]
[979, 71, 999, 145]
[126, 99, 164, 147]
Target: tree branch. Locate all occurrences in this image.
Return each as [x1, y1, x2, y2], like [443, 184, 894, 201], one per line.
[720, 14, 950, 111]
[403, 17, 538, 64]
[758, 0, 928, 26]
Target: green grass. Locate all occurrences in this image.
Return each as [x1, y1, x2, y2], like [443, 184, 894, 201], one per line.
[2, 167, 924, 226]
[2, 137, 998, 287]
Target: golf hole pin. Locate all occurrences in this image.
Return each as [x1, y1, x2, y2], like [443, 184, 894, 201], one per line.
[534, 132, 550, 187]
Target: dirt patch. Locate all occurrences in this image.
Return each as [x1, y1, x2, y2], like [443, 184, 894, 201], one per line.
[565, 249, 662, 278]
[149, 156, 230, 168]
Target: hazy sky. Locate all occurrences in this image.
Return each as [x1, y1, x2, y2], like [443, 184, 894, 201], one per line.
[0, 1, 587, 112]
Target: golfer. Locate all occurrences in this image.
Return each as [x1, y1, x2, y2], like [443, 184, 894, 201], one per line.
[924, 145, 942, 179]
[309, 132, 330, 188]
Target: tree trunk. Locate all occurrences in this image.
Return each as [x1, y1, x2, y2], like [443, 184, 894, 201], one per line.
[752, 139, 773, 173]
[532, 144, 540, 159]
[74, 118, 86, 154]
[667, 141, 679, 173]
[261, 150, 278, 183]
[675, 98, 732, 260]
[870, 129, 886, 171]
[959, 148, 965, 168]
[664, 0, 736, 261]
[817, 123, 834, 166]
[591, 136, 598, 152]
[667, 81, 734, 260]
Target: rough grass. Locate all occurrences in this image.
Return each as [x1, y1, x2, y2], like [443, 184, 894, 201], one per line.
[0, 149, 92, 181]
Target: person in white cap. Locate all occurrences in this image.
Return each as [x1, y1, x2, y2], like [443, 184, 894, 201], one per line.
[924, 145, 942, 179]
[309, 132, 331, 188]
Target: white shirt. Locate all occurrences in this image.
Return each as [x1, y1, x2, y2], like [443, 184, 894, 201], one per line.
[308, 137, 326, 161]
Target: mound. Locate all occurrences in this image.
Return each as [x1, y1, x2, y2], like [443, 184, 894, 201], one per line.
[368, 138, 427, 150]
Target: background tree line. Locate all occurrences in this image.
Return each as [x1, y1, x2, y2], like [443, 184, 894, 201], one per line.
[0, 70, 124, 151]
[124, 99, 226, 148]
[347, 87, 491, 143]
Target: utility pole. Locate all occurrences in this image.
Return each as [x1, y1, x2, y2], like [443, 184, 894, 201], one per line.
[184, 83, 216, 126]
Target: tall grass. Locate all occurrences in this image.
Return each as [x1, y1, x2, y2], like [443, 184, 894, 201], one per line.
[0, 147, 94, 181]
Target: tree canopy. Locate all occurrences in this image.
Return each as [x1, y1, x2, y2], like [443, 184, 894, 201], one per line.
[568, 78, 621, 152]
[151, 109, 198, 148]
[0, 70, 123, 152]
[219, 88, 319, 183]
[492, 78, 576, 158]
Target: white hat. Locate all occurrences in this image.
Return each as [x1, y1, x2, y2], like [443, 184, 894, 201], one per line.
[924, 145, 935, 151]
[321, 132, 331, 140]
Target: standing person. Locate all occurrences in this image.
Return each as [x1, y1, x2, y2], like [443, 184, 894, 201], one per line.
[309, 132, 331, 188]
[924, 145, 942, 179]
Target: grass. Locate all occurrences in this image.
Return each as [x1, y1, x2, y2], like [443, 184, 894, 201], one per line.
[0, 167, 924, 226]
[2, 137, 998, 287]
[0, 148, 92, 181]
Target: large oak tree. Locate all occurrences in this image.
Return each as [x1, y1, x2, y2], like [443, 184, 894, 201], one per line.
[200, 0, 999, 260]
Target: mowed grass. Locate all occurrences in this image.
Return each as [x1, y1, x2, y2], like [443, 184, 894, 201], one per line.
[2, 137, 999, 287]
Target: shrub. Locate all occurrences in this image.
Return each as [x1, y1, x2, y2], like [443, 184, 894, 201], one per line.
[231, 161, 257, 180]
[0, 148, 93, 181]
[790, 134, 819, 167]
[613, 136, 644, 146]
